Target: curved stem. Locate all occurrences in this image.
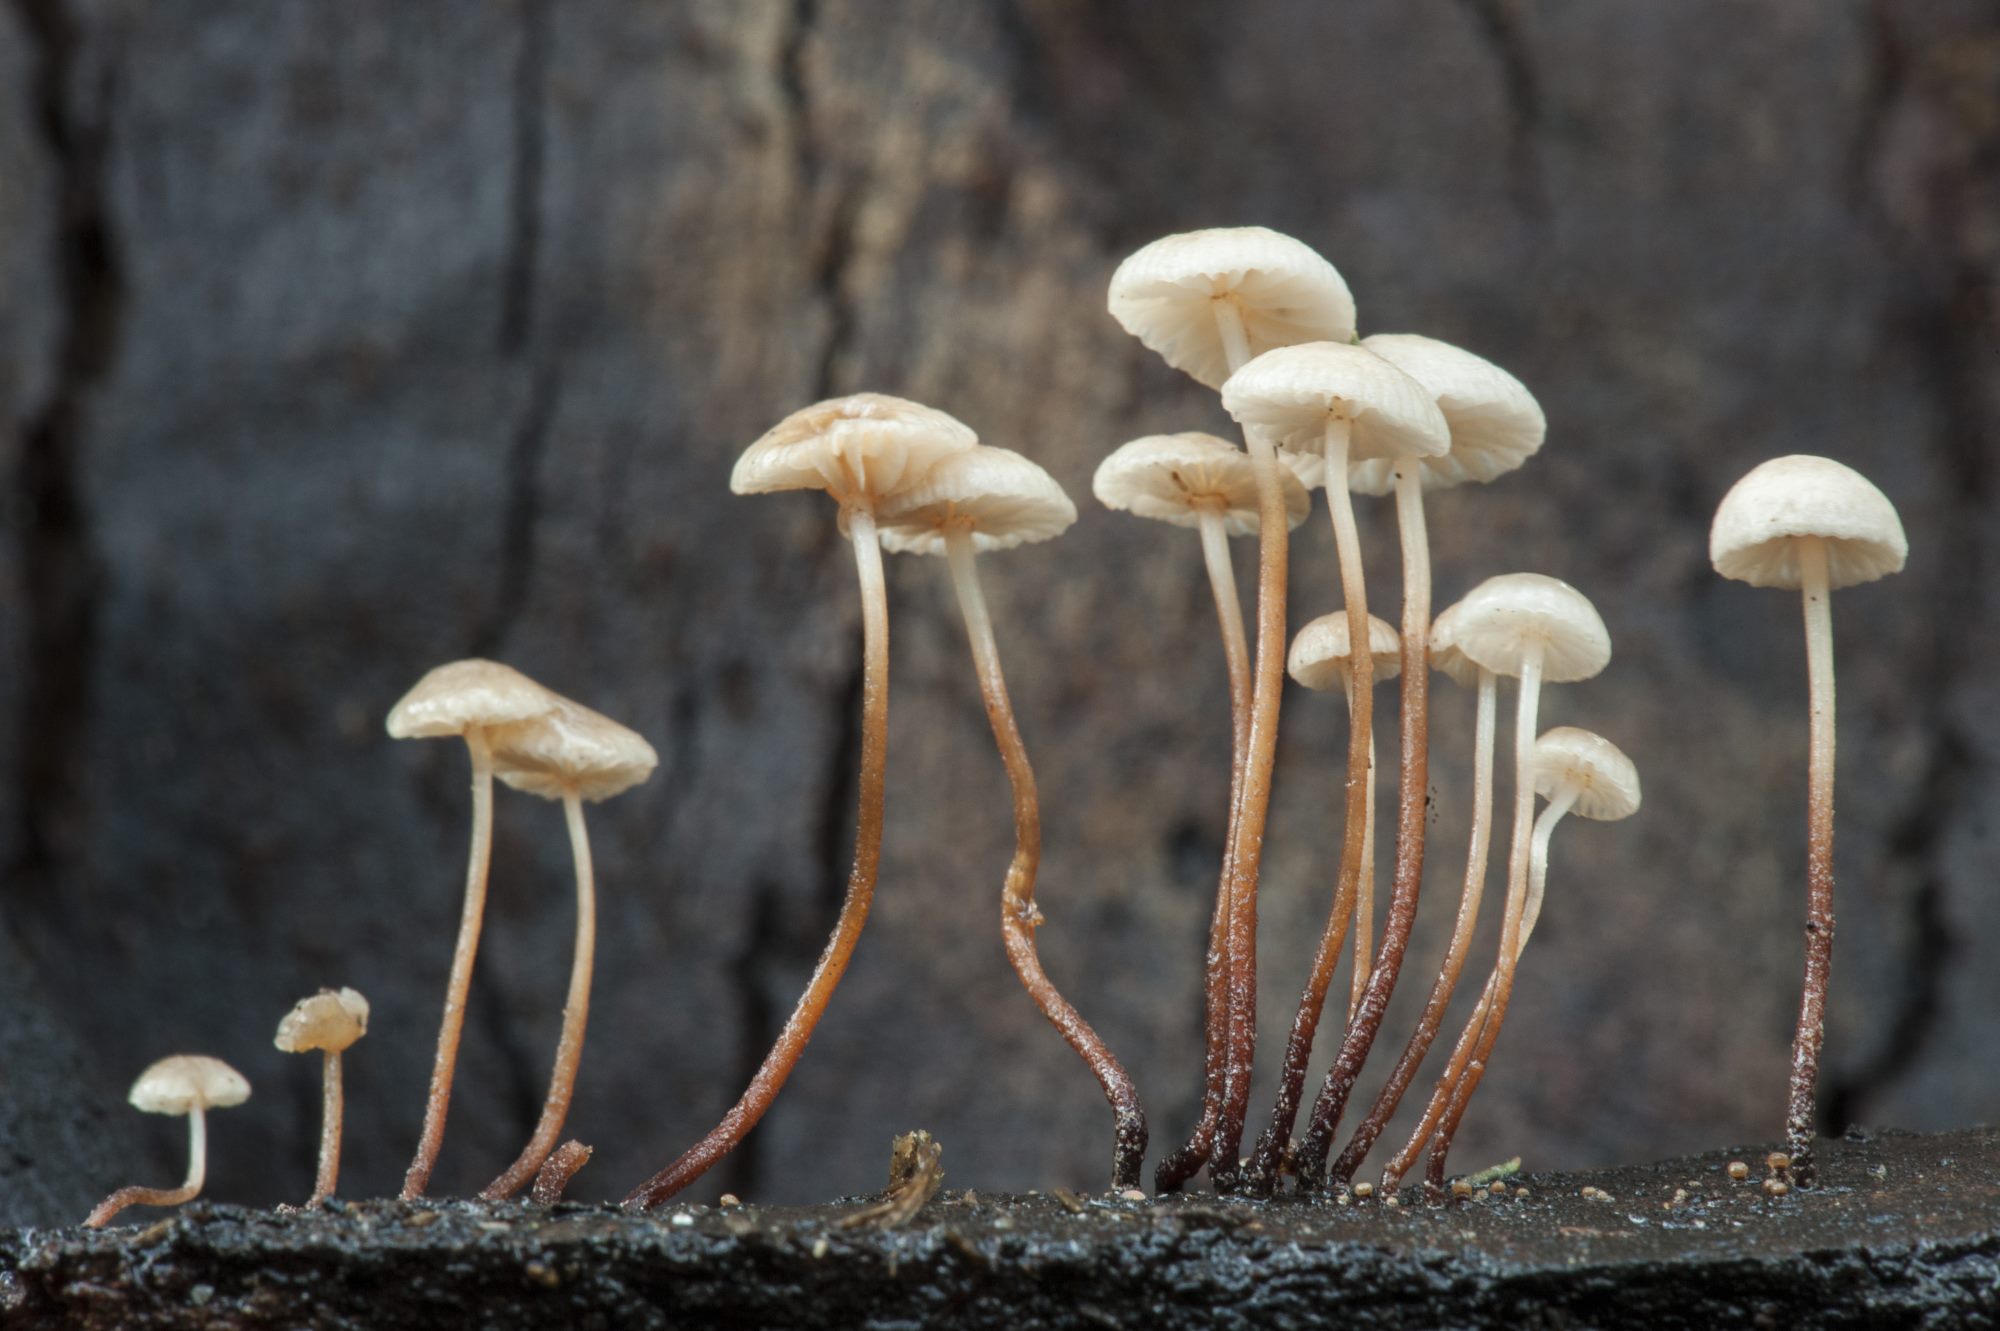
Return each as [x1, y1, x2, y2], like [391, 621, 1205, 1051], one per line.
[531, 1140, 594, 1206]
[1351, 727, 1377, 1022]
[309, 1051, 343, 1207]
[1788, 537, 1836, 1185]
[85, 1106, 207, 1228]
[484, 787, 598, 1199]
[403, 727, 497, 1200]
[624, 508, 892, 1208]
[1334, 666, 1496, 1183]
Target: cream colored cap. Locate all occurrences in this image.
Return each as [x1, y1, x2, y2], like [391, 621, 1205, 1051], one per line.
[1710, 454, 1907, 590]
[274, 988, 370, 1055]
[387, 660, 560, 740]
[730, 393, 978, 508]
[1533, 726, 1641, 821]
[489, 696, 659, 803]
[1428, 598, 1482, 689]
[1220, 342, 1450, 466]
[1107, 228, 1357, 389]
[1092, 433, 1310, 537]
[1348, 334, 1546, 497]
[129, 1055, 251, 1115]
[877, 447, 1077, 556]
[1447, 573, 1611, 683]
[1288, 612, 1402, 692]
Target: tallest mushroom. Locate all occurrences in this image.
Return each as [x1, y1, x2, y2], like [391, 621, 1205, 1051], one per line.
[1108, 227, 1356, 1188]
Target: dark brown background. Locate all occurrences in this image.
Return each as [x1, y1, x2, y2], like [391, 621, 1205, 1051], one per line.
[0, 0, 1994, 1224]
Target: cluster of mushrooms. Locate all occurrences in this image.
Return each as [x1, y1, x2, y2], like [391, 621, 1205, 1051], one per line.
[84, 226, 1907, 1225]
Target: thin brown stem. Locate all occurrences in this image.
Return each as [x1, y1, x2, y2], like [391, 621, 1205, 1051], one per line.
[624, 508, 891, 1209]
[309, 1051, 343, 1208]
[531, 1140, 594, 1206]
[1351, 727, 1377, 1022]
[85, 1107, 207, 1228]
[1788, 537, 1836, 1186]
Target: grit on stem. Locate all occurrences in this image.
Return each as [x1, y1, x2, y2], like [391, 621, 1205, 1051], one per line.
[1788, 536, 1837, 1186]
[309, 1050, 344, 1207]
[85, 1108, 207, 1228]
[623, 509, 891, 1209]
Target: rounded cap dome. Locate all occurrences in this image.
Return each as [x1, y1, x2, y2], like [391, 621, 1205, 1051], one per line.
[1092, 433, 1310, 537]
[489, 697, 660, 803]
[1107, 228, 1357, 389]
[730, 393, 977, 508]
[1709, 454, 1907, 590]
[274, 988, 370, 1054]
[877, 447, 1076, 555]
[387, 660, 560, 740]
[1533, 726, 1641, 821]
[1220, 343, 1450, 466]
[129, 1055, 250, 1115]
[1448, 573, 1611, 683]
[1348, 334, 1546, 497]
[1428, 598, 1483, 689]
[1288, 612, 1401, 692]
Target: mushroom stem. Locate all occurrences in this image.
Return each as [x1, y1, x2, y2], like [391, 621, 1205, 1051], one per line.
[1352, 726, 1376, 1021]
[531, 1140, 594, 1206]
[403, 726, 498, 1200]
[309, 1050, 343, 1208]
[1335, 667, 1497, 1184]
[483, 786, 598, 1200]
[945, 527, 1148, 1188]
[1787, 536, 1836, 1185]
[85, 1106, 208, 1228]
[624, 507, 891, 1208]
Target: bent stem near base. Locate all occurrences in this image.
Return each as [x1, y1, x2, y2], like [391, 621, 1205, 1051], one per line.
[86, 1108, 208, 1229]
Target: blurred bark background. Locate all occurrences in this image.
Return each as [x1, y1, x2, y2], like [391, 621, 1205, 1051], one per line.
[0, 0, 1994, 1223]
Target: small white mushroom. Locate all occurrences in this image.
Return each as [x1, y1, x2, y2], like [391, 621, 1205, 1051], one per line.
[274, 987, 369, 1209]
[85, 1056, 250, 1227]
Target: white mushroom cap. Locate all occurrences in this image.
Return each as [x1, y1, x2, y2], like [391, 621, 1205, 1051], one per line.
[876, 447, 1077, 556]
[1091, 433, 1310, 537]
[730, 393, 978, 508]
[1288, 612, 1402, 692]
[387, 660, 560, 740]
[1220, 343, 1451, 466]
[1427, 598, 1482, 689]
[1709, 454, 1908, 590]
[488, 696, 659, 803]
[1107, 227, 1357, 389]
[1348, 334, 1546, 497]
[1533, 726, 1641, 821]
[129, 1055, 251, 1115]
[1447, 573, 1611, 683]
[274, 988, 371, 1055]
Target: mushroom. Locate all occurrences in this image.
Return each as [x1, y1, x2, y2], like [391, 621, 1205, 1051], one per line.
[625, 393, 974, 1208]
[1107, 226, 1355, 1189]
[1091, 431, 1310, 1189]
[1710, 454, 1907, 1184]
[879, 445, 1147, 1188]
[479, 695, 659, 1200]
[387, 659, 559, 1200]
[274, 987, 369, 1209]
[1221, 342, 1449, 1191]
[85, 1055, 250, 1227]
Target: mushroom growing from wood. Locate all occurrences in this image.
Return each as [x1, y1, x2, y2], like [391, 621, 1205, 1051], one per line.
[879, 445, 1147, 1189]
[1710, 454, 1906, 1185]
[625, 393, 974, 1208]
[85, 1056, 250, 1227]
[387, 658, 559, 1199]
[480, 695, 658, 1200]
[274, 987, 369, 1209]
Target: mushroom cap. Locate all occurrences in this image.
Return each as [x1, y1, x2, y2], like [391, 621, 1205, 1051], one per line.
[1533, 726, 1641, 821]
[1428, 597, 1483, 689]
[1091, 433, 1310, 537]
[1107, 227, 1357, 389]
[1220, 343, 1451, 466]
[1709, 454, 1908, 590]
[730, 393, 978, 508]
[1348, 334, 1546, 497]
[128, 1055, 251, 1115]
[274, 987, 370, 1054]
[1447, 573, 1611, 683]
[386, 659, 560, 740]
[1288, 612, 1402, 692]
[877, 447, 1077, 556]
[489, 696, 660, 803]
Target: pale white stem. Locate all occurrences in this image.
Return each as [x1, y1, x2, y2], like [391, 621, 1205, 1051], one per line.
[1520, 788, 1578, 950]
[1196, 508, 1252, 737]
[309, 1051, 343, 1207]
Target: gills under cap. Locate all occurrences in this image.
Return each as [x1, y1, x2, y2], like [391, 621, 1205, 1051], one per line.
[730, 393, 978, 508]
[1533, 726, 1641, 821]
[1709, 455, 1907, 590]
[1220, 342, 1450, 466]
[387, 660, 560, 740]
[877, 447, 1076, 556]
[489, 696, 659, 804]
[1092, 433, 1310, 537]
[1349, 334, 1546, 497]
[275, 988, 371, 1055]
[1447, 573, 1611, 683]
[1288, 612, 1402, 693]
[129, 1055, 251, 1115]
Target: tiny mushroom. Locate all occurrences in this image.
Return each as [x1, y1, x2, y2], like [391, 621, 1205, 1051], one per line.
[1710, 454, 1907, 1184]
[85, 1056, 250, 1227]
[275, 987, 369, 1209]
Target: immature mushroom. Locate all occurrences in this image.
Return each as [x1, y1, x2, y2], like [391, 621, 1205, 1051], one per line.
[480, 695, 658, 1200]
[387, 659, 559, 1199]
[274, 987, 369, 1209]
[1108, 226, 1355, 1190]
[1710, 454, 1906, 1185]
[880, 446, 1147, 1189]
[85, 1056, 250, 1227]
[626, 393, 973, 1208]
